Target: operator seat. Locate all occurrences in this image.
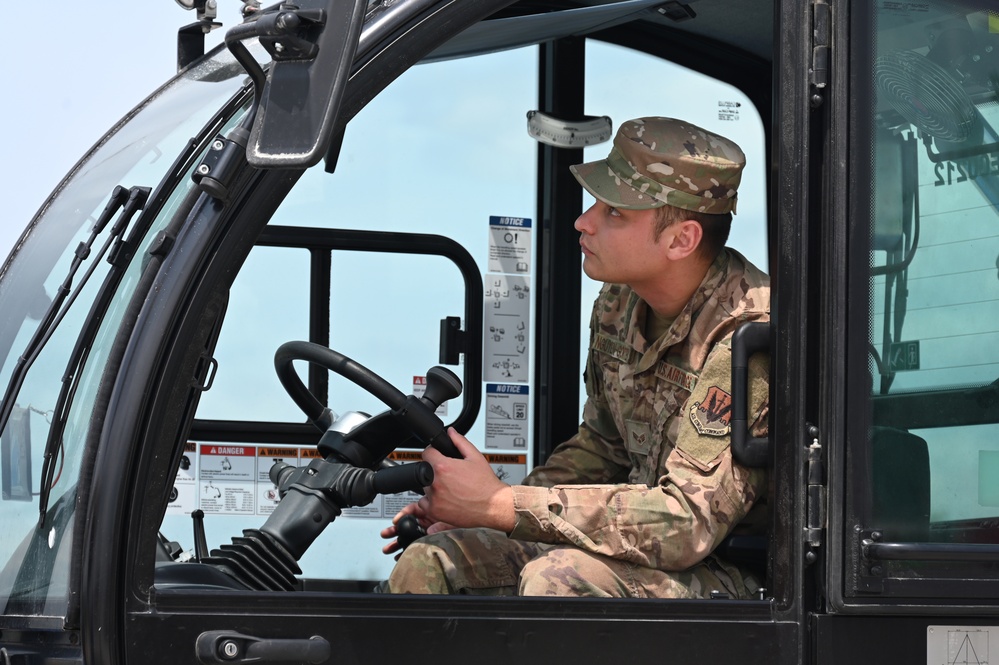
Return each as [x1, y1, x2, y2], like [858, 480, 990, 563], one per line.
[869, 425, 931, 542]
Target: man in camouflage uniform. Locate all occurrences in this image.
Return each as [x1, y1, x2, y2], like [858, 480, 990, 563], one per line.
[381, 117, 770, 598]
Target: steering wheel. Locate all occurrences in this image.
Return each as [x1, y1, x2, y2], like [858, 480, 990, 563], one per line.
[179, 342, 461, 592]
[273, 340, 463, 459]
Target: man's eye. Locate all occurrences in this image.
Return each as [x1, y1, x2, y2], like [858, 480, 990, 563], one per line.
[609, 207, 621, 217]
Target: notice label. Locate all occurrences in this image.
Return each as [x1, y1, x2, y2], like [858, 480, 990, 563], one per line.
[485, 383, 529, 449]
[488, 216, 532, 274]
[200, 444, 255, 480]
[484, 274, 530, 383]
[889, 340, 920, 371]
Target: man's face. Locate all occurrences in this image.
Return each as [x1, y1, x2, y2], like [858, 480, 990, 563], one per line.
[574, 201, 668, 287]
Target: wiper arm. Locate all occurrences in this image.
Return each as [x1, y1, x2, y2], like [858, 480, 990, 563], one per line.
[30, 186, 150, 525]
[37, 186, 151, 525]
[0, 186, 133, 441]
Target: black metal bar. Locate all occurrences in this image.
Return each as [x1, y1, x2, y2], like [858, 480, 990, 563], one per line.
[731, 321, 771, 467]
[309, 248, 331, 408]
[533, 37, 586, 467]
[191, 419, 322, 445]
[864, 541, 999, 563]
[921, 133, 999, 163]
[255, 225, 482, 436]
[873, 382, 999, 430]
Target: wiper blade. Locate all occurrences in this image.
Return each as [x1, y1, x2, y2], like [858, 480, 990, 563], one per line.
[0, 186, 132, 439]
[37, 186, 151, 525]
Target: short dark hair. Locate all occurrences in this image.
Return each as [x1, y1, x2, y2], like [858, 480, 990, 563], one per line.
[653, 205, 732, 261]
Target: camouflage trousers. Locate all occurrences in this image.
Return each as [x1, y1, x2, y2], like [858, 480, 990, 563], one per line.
[385, 528, 759, 598]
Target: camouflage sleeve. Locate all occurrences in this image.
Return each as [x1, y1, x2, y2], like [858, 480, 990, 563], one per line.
[521, 421, 632, 487]
[509, 343, 768, 572]
[522, 308, 631, 488]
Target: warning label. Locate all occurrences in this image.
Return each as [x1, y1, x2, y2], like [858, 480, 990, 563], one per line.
[485, 453, 527, 484]
[168, 441, 527, 520]
[198, 444, 256, 515]
[257, 447, 298, 515]
[166, 441, 198, 516]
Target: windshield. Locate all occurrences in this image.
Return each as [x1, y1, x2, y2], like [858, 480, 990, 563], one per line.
[0, 46, 251, 618]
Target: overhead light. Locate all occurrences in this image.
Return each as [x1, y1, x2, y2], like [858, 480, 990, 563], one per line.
[657, 2, 696, 22]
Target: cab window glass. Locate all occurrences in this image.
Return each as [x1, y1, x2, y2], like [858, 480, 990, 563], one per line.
[181, 46, 538, 583]
[193, 45, 539, 426]
[853, 0, 999, 590]
[327, 251, 469, 416]
[195, 246, 310, 421]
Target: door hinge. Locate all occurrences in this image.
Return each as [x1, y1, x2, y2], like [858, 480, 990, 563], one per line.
[804, 423, 826, 563]
[810, 0, 831, 106]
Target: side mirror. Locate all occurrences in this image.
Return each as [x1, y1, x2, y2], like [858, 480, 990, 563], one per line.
[237, 0, 367, 168]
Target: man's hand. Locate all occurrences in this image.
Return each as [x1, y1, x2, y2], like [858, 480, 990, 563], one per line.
[380, 502, 454, 557]
[379, 428, 515, 556]
[418, 427, 515, 533]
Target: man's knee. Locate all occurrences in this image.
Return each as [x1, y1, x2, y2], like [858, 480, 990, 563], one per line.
[386, 528, 526, 595]
[516, 547, 741, 599]
[385, 535, 456, 594]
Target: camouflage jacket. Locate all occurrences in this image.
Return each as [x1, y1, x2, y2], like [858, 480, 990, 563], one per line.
[509, 248, 770, 572]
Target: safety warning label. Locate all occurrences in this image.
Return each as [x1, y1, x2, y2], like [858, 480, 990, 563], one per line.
[198, 444, 256, 515]
[167, 443, 527, 519]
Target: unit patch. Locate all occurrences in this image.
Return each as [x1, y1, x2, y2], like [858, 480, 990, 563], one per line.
[689, 386, 733, 436]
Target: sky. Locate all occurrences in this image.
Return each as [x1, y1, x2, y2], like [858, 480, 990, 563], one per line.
[0, 3, 768, 267]
[0, 2, 235, 264]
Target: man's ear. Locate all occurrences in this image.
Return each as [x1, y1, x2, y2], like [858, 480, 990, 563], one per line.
[664, 219, 703, 260]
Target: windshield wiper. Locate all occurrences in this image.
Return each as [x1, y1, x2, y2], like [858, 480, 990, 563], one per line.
[36, 186, 151, 525]
[0, 186, 130, 437]
[0, 185, 147, 523]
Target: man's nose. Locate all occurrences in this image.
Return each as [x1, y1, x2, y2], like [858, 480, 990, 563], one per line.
[575, 203, 597, 233]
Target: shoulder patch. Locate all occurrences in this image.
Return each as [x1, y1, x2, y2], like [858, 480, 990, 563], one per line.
[689, 386, 733, 436]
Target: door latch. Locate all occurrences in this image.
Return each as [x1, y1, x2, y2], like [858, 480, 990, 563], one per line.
[196, 631, 330, 665]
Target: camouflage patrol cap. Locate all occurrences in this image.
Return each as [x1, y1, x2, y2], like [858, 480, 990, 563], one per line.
[570, 117, 745, 214]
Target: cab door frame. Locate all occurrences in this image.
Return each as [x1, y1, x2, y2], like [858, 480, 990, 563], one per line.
[768, 0, 829, 662]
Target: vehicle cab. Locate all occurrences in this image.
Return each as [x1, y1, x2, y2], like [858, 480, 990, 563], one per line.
[0, 1, 997, 664]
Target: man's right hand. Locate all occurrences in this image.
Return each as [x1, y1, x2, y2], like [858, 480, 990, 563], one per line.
[380, 502, 454, 557]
